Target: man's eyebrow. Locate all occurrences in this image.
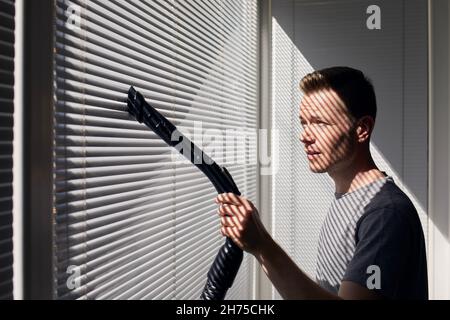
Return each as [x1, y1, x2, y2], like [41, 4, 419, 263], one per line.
[299, 114, 328, 122]
[311, 114, 328, 121]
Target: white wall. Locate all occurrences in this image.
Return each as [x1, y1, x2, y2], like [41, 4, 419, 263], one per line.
[429, 0, 450, 300]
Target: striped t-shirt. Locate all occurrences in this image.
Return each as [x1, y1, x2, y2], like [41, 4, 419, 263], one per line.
[314, 175, 428, 299]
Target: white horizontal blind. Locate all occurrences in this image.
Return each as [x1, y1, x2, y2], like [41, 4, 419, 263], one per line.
[0, 0, 15, 300]
[271, 3, 333, 299]
[54, 0, 259, 299]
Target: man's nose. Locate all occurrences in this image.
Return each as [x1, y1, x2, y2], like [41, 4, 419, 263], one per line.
[300, 125, 315, 144]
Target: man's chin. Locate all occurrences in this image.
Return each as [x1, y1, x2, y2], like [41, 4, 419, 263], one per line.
[309, 164, 329, 174]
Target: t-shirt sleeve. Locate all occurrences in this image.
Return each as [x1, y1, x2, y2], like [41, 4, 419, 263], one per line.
[342, 207, 412, 299]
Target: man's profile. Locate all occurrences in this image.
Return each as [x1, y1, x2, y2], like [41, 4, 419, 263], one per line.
[215, 66, 428, 300]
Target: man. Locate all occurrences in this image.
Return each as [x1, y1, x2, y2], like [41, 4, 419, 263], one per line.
[215, 66, 428, 300]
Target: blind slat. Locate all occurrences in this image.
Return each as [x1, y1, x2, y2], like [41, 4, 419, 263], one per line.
[69, 0, 259, 78]
[122, 241, 220, 300]
[59, 222, 221, 299]
[54, 28, 257, 97]
[55, 61, 257, 110]
[98, 236, 220, 300]
[54, 164, 252, 190]
[58, 216, 219, 286]
[54, 6, 258, 87]
[56, 204, 219, 254]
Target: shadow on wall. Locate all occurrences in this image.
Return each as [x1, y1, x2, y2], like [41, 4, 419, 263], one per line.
[272, 0, 428, 225]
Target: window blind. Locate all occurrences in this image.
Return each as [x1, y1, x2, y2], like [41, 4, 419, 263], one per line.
[54, 0, 258, 299]
[0, 0, 15, 300]
[271, 2, 334, 299]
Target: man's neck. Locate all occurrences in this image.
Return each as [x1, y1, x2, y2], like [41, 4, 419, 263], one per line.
[329, 154, 386, 194]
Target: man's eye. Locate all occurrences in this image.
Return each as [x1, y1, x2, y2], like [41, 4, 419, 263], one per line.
[310, 121, 327, 126]
[300, 120, 329, 128]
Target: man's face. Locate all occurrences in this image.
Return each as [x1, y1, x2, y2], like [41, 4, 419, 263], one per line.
[299, 88, 357, 173]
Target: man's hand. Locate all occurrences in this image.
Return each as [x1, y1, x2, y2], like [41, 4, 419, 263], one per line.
[215, 193, 269, 256]
[214, 194, 382, 300]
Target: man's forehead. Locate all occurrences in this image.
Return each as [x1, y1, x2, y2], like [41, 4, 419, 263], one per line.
[300, 89, 347, 115]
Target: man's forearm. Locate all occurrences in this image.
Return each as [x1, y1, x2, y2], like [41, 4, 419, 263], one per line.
[255, 233, 341, 300]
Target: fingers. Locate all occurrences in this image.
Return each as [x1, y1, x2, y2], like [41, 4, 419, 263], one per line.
[215, 193, 255, 214]
[216, 193, 258, 251]
[218, 203, 246, 225]
[220, 214, 244, 231]
[215, 193, 241, 206]
[220, 216, 235, 227]
[226, 193, 254, 213]
[218, 205, 245, 227]
[217, 204, 233, 217]
[216, 195, 244, 219]
[220, 226, 244, 248]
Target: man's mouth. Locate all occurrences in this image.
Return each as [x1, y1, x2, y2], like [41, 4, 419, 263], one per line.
[306, 149, 321, 155]
[306, 151, 321, 159]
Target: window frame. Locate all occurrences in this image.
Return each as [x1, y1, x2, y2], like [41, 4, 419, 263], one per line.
[22, 0, 55, 300]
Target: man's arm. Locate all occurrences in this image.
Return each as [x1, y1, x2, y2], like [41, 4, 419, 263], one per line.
[256, 230, 381, 299]
[216, 193, 382, 300]
[255, 231, 339, 299]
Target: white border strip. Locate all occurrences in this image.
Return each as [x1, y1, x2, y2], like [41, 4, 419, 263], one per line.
[428, 0, 450, 300]
[256, 0, 273, 300]
[13, 0, 24, 300]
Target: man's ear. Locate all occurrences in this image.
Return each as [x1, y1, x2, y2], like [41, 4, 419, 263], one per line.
[356, 116, 375, 143]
